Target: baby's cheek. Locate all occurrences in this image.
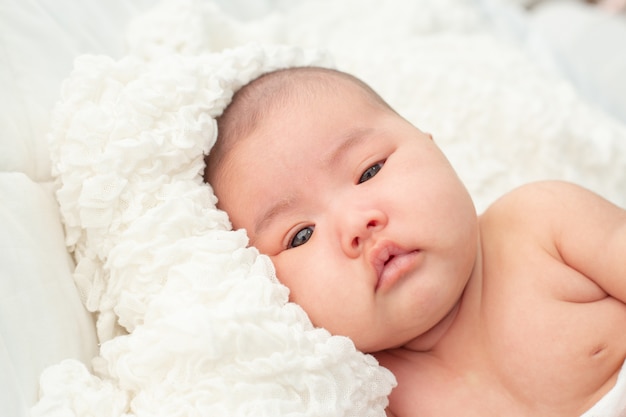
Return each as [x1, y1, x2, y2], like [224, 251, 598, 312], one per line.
[271, 254, 315, 302]
[269, 255, 298, 289]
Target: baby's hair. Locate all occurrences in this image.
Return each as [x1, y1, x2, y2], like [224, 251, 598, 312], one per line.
[204, 66, 394, 184]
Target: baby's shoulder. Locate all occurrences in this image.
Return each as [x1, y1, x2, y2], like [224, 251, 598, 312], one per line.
[480, 180, 584, 228]
[478, 180, 592, 250]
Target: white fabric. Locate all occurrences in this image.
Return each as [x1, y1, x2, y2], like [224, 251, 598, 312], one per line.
[0, 0, 156, 181]
[0, 2, 153, 416]
[0, 173, 98, 417]
[581, 359, 626, 417]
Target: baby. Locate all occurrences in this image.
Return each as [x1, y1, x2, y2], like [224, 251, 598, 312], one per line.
[204, 67, 626, 416]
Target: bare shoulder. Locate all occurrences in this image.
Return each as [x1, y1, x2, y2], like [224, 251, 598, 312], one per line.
[481, 180, 626, 301]
[480, 180, 610, 230]
[478, 180, 625, 257]
[484, 180, 591, 212]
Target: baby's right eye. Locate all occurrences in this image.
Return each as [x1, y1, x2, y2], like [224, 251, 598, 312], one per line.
[289, 226, 314, 248]
[358, 161, 384, 184]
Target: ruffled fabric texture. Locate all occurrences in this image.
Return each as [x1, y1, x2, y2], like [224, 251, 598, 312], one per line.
[34, 0, 626, 415]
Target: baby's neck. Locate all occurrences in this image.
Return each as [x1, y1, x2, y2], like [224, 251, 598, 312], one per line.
[403, 296, 463, 352]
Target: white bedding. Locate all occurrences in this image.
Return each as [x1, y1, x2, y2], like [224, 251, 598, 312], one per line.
[2, 0, 626, 416]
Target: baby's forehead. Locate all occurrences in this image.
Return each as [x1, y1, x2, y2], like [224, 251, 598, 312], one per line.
[219, 70, 366, 142]
[207, 68, 392, 186]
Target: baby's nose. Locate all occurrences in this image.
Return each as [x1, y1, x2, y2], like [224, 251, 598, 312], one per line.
[339, 206, 388, 257]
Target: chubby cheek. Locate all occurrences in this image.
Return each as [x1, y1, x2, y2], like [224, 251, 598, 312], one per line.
[270, 251, 323, 307]
[270, 249, 364, 335]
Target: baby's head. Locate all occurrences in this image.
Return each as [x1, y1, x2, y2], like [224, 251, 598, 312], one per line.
[204, 67, 478, 353]
[205, 67, 394, 186]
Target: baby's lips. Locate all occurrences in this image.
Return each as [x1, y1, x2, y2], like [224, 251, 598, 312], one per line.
[370, 240, 413, 290]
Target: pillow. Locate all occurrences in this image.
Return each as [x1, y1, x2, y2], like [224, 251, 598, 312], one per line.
[0, 173, 98, 417]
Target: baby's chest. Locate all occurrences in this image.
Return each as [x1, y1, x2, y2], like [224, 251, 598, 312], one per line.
[388, 282, 626, 416]
[480, 246, 626, 408]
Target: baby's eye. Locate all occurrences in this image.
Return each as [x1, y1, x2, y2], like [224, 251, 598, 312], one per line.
[289, 226, 314, 248]
[358, 162, 384, 184]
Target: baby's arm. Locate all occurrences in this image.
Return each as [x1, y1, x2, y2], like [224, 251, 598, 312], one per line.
[506, 181, 626, 302]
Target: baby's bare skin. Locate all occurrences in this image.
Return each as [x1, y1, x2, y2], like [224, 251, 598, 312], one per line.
[379, 182, 626, 416]
[205, 67, 626, 416]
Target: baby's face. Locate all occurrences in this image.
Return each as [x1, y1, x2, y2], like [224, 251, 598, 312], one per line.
[211, 82, 478, 352]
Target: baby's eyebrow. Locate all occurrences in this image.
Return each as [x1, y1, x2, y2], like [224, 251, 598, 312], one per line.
[323, 127, 375, 169]
[253, 198, 296, 236]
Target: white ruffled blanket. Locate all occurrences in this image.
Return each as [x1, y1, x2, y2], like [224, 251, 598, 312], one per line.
[33, 0, 626, 416]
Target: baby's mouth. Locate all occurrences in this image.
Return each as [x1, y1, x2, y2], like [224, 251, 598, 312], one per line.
[371, 242, 421, 291]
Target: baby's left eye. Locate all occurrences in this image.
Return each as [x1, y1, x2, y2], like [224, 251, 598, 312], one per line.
[358, 162, 384, 184]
